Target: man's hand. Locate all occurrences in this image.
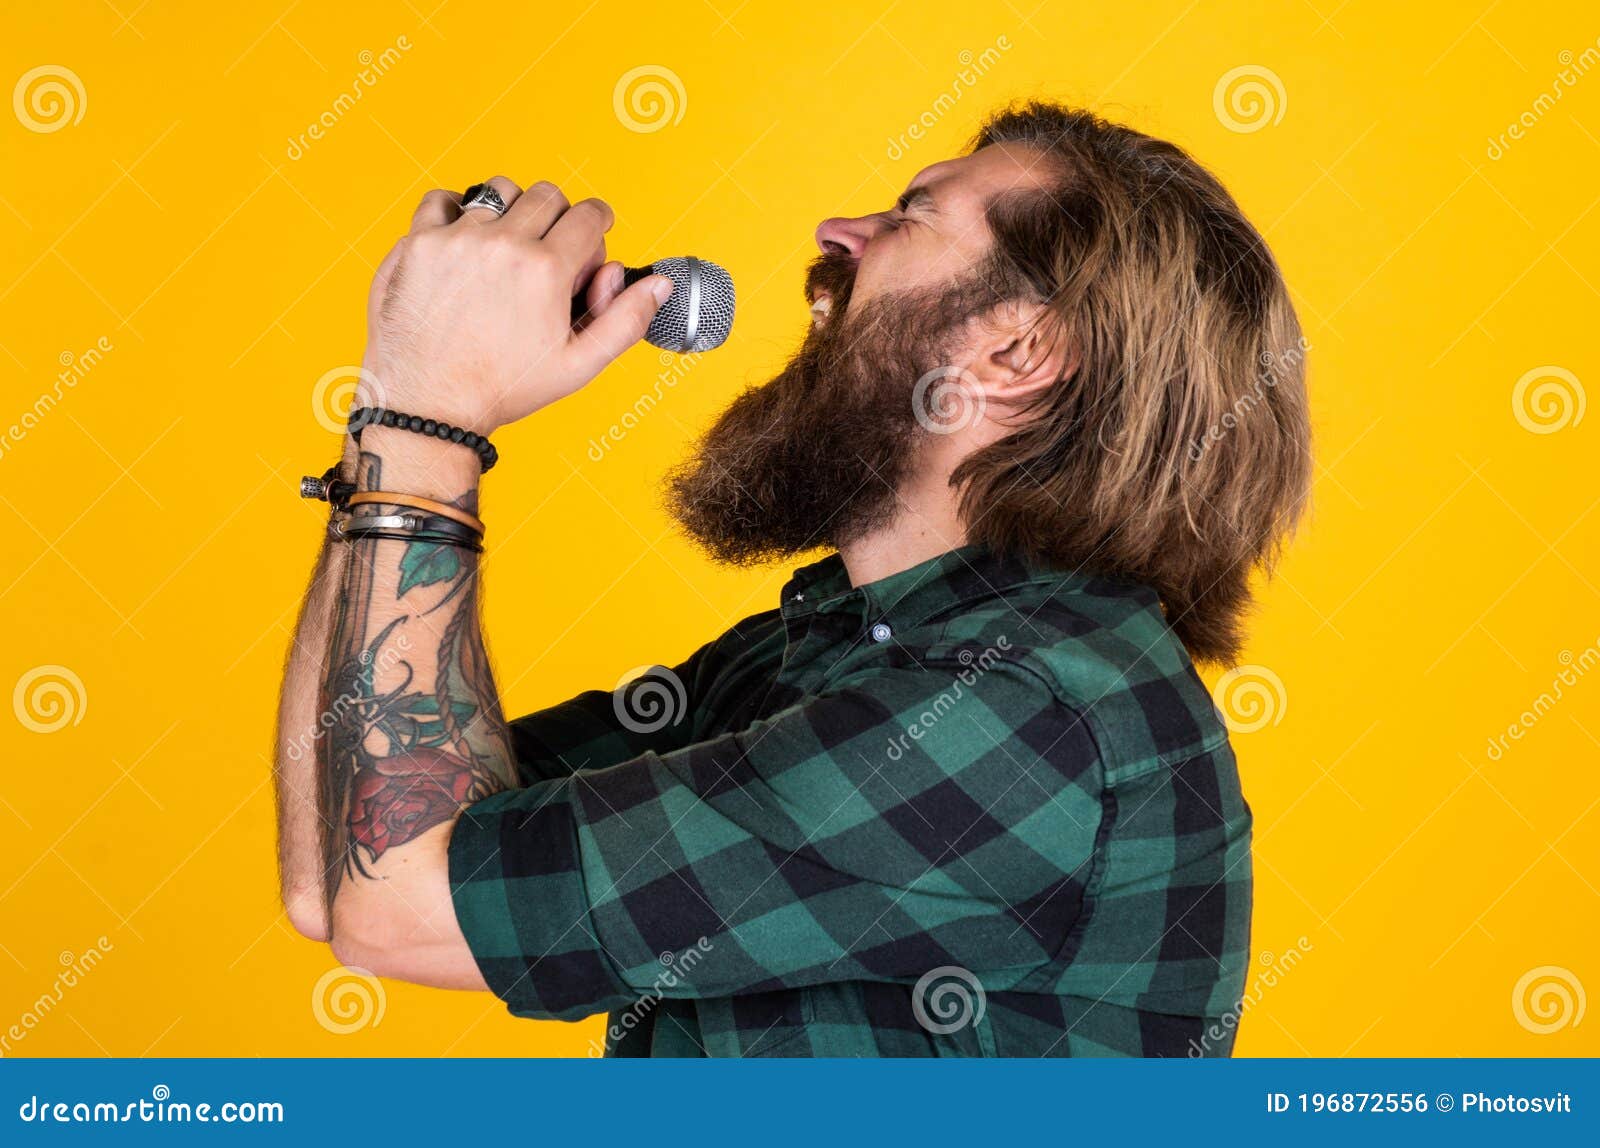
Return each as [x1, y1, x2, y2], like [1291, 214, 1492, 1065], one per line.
[361, 176, 673, 433]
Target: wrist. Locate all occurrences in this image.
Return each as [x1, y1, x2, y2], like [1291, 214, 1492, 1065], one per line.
[351, 425, 484, 505]
[362, 358, 501, 437]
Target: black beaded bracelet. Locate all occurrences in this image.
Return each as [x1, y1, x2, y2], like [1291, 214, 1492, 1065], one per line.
[347, 406, 498, 472]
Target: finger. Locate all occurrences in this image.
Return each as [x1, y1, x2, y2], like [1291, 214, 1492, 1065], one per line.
[544, 197, 612, 272]
[569, 237, 609, 303]
[410, 189, 460, 232]
[587, 261, 626, 314]
[502, 180, 569, 237]
[456, 175, 522, 225]
[565, 274, 672, 379]
[572, 261, 624, 330]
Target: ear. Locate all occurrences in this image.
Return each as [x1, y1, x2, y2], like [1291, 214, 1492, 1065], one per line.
[965, 300, 1078, 411]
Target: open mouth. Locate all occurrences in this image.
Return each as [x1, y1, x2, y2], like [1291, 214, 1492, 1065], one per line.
[809, 292, 833, 328]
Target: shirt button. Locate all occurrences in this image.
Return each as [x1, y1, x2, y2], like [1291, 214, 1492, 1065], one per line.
[869, 622, 892, 643]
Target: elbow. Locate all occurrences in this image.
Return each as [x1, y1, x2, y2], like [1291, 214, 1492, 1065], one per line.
[327, 891, 398, 977]
[292, 887, 387, 971]
[327, 914, 408, 982]
[327, 927, 395, 978]
[283, 884, 330, 944]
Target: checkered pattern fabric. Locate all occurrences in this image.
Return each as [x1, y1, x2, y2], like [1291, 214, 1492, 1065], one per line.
[448, 544, 1251, 1057]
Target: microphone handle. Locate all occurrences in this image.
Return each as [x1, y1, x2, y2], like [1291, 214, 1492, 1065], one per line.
[571, 264, 654, 323]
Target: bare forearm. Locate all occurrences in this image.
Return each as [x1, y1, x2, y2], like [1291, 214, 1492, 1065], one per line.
[273, 536, 348, 939]
[274, 442, 358, 940]
[319, 428, 517, 937]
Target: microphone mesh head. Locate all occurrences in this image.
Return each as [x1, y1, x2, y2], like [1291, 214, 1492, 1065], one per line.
[646, 257, 736, 353]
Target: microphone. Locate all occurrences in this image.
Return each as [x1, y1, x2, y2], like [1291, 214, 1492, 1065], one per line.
[574, 257, 735, 353]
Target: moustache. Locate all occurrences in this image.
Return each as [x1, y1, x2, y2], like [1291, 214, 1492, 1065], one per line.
[804, 251, 859, 311]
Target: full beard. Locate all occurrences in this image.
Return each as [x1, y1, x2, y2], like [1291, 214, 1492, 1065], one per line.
[665, 255, 974, 565]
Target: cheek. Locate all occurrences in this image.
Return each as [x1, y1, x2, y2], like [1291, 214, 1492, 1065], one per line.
[846, 258, 888, 307]
[851, 235, 921, 305]
[864, 230, 970, 305]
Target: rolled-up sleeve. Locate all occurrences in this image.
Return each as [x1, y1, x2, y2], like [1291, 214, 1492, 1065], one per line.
[448, 656, 1105, 1021]
[505, 652, 714, 786]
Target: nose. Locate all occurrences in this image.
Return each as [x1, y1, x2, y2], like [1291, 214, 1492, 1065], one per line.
[814, 213, 886, 259]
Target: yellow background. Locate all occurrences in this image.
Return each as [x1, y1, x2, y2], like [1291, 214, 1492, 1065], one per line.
[2, 0, 1596, 1057]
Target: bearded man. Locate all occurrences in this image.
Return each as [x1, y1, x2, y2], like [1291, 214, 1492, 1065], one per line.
[274, 102, 1310, 1058]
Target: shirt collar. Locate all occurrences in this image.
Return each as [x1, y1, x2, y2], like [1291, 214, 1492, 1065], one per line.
[779, 542, 1121, 630]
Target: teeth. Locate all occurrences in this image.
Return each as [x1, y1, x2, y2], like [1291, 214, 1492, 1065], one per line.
[810, 294, 833, 324]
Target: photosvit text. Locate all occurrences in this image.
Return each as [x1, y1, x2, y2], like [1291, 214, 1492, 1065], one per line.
[1264, 1091, 1574, 1115]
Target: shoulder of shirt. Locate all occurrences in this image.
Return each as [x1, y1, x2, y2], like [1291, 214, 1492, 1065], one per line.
[889, 574, 1231, 779]
[685, 606, 786, 672]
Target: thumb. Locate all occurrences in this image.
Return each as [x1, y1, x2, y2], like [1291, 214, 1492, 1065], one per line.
[566, 274, 671, 379]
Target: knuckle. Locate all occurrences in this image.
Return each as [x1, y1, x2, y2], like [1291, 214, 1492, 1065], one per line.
[576, 197, 613, 225]
[530, 180, 568, 206]
[407, 229, 446, 258]
[479, 231, 520, 260]
[522, 247, 558, 273]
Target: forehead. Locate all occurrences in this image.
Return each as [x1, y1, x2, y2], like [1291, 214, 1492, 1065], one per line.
[911, 142, 1054, 211]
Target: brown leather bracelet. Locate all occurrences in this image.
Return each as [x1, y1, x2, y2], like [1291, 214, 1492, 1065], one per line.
[345, 491, 485, 536]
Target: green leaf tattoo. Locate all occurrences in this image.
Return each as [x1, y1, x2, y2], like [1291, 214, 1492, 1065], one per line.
[397, 541, 461, 596]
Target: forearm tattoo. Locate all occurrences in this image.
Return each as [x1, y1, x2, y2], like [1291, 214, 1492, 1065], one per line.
[317, 450, 516, 913]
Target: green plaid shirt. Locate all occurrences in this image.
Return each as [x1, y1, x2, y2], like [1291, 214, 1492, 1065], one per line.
[448, 544, 1251, 1057]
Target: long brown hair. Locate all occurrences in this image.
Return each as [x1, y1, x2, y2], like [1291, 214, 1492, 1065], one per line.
[957, 103, 1311, 665]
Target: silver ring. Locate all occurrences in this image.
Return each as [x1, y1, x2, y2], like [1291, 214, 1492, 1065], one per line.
[460, 182, 509, 217]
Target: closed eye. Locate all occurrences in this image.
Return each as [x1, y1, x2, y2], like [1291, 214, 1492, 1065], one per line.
[895, 186, 934, 214]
